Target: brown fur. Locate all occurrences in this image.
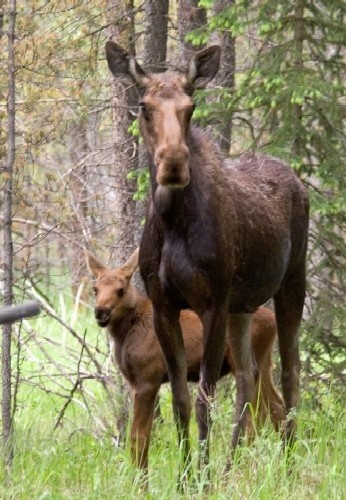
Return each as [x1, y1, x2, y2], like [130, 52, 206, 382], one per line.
[85, 249, 285, 473]
[105, 42, 309, 476]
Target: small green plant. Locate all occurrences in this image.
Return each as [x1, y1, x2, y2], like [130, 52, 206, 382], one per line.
[127, 167, 150, 201]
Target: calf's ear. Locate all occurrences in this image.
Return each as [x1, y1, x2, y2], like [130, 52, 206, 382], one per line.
[105, 41, 149, 88]
[84, 250, 106, 278]
[121, 247, 139, 279]
[186, 45, 221, 89]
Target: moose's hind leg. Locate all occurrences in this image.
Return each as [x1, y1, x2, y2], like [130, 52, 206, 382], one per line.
[274, 267, 306, 444]
[228, 313, 257, 449]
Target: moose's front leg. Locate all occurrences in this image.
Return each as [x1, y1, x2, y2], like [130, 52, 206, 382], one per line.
[152, 306, 192, 485]
[196, 305, 229, 474]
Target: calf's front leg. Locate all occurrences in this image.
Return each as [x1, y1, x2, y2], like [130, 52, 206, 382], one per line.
[131, 383, 158, 473]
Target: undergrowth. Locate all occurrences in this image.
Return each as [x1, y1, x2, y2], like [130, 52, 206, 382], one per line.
[0, 300, 345, 499]
[0, 383, 344, 499]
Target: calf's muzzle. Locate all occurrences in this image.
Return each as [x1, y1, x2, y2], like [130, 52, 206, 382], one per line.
[95, 307, 111, 327]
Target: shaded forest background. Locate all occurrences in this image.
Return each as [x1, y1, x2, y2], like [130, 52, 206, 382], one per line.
[0, 0, 345, 451]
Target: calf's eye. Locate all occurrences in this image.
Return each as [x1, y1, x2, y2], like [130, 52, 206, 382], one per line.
[117, 288, 124, 298]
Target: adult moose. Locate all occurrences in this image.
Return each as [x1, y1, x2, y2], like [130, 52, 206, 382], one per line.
[105, 42, 309, 477]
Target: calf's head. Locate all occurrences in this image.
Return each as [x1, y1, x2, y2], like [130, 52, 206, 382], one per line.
[85, 248, 139, 327]
[105, 42, 221, 189]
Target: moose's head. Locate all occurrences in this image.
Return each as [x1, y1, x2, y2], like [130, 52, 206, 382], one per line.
[105, 42, 221, 189]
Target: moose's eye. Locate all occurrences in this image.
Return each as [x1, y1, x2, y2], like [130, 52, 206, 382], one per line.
[188, 104, 196, 117]
[183, 103, 195, 121]
[139, 101, 150, 120]
[117, 288, 124, 298]
[92, 286, 97, 295]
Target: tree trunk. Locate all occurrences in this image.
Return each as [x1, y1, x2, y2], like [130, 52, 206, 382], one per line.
[105, 0, 138, 442]
[68, 121, 90, 297]
[177, 0, 235, 154]
[1, 0, 16, 474]
[178, 0, 207, 65]
[292, 0, 305, 159]
[142, 0, 169, 72]
[211, 0, 235, 155]
[132, 0, 169, 291]
[106, 0, 138, 263]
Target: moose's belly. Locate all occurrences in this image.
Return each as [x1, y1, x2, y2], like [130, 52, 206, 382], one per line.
[158, 233, 291, 314]
[228, 241, 292, 312]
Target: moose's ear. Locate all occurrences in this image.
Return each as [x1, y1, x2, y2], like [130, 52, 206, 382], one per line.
[185, 45, 221, 89]
[121, 247, 139, 280]
[84, 250, 106, 278]
[105, 41, 149, 87]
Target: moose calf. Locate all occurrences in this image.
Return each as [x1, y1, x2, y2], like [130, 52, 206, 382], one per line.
[85, 248, 285, 473]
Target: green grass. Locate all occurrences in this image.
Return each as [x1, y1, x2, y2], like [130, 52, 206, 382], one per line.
[1, 300, 345, 498]
[1, 385, 344, 499]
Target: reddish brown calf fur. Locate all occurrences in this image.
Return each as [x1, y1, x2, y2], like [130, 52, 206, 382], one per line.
[85, 249, 285, 473]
